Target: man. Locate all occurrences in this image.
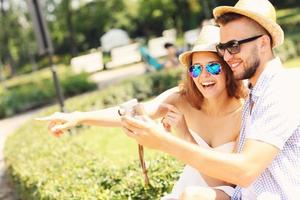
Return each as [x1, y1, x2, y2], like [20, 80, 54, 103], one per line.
[121, 0, 300, 199]
[212, 0, 300, 199]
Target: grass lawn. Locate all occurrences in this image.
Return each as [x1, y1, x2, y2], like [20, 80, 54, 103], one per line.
[70, 125, 164, 167]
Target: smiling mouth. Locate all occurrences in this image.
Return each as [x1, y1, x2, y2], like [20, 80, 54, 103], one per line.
[201, 81, 216, 88]
[230, 62, 241, 69]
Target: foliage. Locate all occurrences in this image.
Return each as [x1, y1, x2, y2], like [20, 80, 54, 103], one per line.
[275, 37, 300, 62]
[275, 7, 300, 62]
[0, 66, 97, 118]
[134, 0, 203, 37]
[4, 69, 184, 199]
[6, 124, 181, 199]
[283, 57, 300, 68]
[1, 0, 206, 75]
[2, 1, 300, 77]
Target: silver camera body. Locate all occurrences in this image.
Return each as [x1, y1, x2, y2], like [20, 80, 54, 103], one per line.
[118, 99, 140, 116]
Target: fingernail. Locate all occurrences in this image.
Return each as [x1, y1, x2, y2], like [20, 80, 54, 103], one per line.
[54, 132, 61, 137]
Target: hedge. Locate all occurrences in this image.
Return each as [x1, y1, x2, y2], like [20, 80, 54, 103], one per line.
[0, 71, 97, 119]
[4, 69, 184, 199]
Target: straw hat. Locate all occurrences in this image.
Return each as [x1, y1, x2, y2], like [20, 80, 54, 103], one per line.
[213, 0, 284, 48]
[179, 25, 220, 67]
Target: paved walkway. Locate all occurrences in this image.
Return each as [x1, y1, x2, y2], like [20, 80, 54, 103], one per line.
[90, 62, 146, 88]
[0, 62, 147, 199]
[0, 109, 42, 200]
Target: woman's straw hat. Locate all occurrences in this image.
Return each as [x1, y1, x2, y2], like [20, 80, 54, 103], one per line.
[213, 0, 284, 48]
[179, 25, 220, 67]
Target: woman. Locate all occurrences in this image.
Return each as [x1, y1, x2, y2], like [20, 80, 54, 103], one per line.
[158, 25, 246, 200]
[37, 25, 246, 199]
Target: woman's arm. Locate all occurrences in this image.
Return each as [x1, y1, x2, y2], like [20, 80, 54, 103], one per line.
[142, 86, 180, 118]
[36, 86, 180, 134]
[142, 87, 196, 143]
[160, 103, 197, 143]
[82, 86, 180, 125]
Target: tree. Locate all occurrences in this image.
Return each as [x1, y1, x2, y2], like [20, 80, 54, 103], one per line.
[0, 0, 16, 76]
[60, 0, 78, 56]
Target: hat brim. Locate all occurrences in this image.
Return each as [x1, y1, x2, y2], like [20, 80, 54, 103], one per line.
[179, 47, 217, 67]
[213, 6, 284, 48]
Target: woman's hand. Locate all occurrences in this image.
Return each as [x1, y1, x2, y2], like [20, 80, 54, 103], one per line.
[160, 103, 190, 139]
[35, 111, 81, 136]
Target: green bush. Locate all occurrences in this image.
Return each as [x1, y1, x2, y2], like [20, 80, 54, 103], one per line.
[0, 71, 97, 119]
[276, 7, 300, 62]
[98, 69, 181, 107]
[275, 37, 300, 62]
[6, 130, 181, 200]
[5, 69, 184, 199]
[61, 73, 97, 96]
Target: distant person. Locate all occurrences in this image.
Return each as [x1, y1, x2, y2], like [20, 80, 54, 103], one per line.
[140, 43, 182, 71]
[139, 46, 164, 71]
[163, 42, 181, 69]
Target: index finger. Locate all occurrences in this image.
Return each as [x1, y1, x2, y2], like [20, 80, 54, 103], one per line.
[121, 115, 150, 130]
[160, 103, 180, 113]
[34, 114, 64, 123]
[34, 116, 53, 121]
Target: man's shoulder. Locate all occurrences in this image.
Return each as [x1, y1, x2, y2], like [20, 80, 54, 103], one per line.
[266, 68, 300, 114]
[257, 68, 299, 107]
[267, 68, 300, 92]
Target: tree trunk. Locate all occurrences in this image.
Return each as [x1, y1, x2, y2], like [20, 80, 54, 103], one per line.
[0, 0, 16, 76]
[65, 0, 77, 57]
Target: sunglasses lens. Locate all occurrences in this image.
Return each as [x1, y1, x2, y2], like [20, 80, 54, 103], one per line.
[206, 63, 221, 75]
[228, 43, 240, 54]
[189, 65, 202, 78]
[217, 40, 241, 56]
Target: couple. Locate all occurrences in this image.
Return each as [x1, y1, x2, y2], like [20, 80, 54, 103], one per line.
[38, 0, 300, 199]
[40, 24, 244, 199]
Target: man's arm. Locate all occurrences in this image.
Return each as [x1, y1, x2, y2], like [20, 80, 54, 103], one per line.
[121, 116, 279, 187]
[162, 136, 278, 187]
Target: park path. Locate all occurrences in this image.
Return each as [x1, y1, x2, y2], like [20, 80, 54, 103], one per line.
[0, 109, 43, 200]
[0, 62, 146, 200]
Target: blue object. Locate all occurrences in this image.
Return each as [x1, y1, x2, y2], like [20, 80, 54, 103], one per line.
[139, 47, 163, 70]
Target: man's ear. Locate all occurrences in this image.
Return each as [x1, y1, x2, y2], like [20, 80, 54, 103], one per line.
[260, 35, 272, 52]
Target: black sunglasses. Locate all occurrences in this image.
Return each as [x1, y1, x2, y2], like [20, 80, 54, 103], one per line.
[216, 35, 263, 57]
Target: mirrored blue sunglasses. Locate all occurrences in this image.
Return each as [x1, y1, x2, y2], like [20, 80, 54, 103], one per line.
[189, 62, 222, 78]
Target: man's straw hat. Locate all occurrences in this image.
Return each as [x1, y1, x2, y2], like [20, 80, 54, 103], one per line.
[179, 25, 220, 67]
[213, 0, 284, 48]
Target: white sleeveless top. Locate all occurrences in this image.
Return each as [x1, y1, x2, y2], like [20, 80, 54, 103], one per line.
[161, 130, 235, 200]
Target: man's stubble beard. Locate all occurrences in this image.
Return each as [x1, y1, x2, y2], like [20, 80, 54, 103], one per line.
[236, 48, 260, 80]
